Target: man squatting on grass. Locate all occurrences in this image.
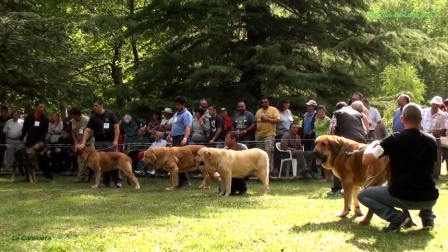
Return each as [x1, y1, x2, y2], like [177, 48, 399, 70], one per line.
[219, 131, 249, 195]
[358, 103, 439, 232]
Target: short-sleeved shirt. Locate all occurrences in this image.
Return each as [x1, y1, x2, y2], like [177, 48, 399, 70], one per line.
[3, 119, 24, 139]
[224, 143, 248, 151]
[72, 115, 93, 144]
[368, 107, 382, 131]
[209, 115, 224, 140]
[255, 106, 280, 138]
[421, 108, 446, 134]
[314, 116, 330, 137]
[392, 108, 404, 133]
[379, 129, 438, 201]
[86, 110, 118, 142]
[171, 108, 193, 137]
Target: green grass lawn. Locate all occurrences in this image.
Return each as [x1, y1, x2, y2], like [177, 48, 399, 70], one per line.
[0, 172, 447, 252]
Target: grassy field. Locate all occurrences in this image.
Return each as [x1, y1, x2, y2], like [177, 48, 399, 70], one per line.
[0, 172, 447, 252]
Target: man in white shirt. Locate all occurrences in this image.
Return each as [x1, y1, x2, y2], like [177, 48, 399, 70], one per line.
[158, 108, 174, 139]
[421, 96, 447, 180]
[362, 99, 383, 140]
[3, 111, 24, 171]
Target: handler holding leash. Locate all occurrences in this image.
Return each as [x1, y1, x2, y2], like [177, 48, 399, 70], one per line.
[359, 103, 439, 232]
[78, 99, 123, 188]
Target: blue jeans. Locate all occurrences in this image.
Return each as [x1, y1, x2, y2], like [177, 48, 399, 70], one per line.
[358, 186, 437, 224]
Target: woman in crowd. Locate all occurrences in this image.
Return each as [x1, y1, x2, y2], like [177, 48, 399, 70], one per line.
[275, 98, 294, 174]
[190, 108, 211, 144]
[147, 111, 162, 142]
[47, 112, 63, 144]
[314, 105, 331, 182]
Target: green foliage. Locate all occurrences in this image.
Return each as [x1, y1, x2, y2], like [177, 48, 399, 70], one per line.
[380, 61, 426, 103]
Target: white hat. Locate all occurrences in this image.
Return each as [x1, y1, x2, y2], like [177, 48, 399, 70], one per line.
[430, 96, 443, 105]
[162, 107, 173, 114]
[305, 100, 317, 106]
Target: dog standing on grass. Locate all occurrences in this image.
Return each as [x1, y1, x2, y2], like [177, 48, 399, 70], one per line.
[10, 141, 47, 183]
[75, 145, 140, 189]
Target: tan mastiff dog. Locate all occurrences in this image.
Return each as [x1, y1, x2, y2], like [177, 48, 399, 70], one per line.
[76, 146, 140, 189]
[142, 145, 219, 190]
[195, 147, 270, 196]
[313, 135, 414, 225]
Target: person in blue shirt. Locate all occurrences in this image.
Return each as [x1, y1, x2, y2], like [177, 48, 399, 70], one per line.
[167, 96, 194, 188]
[392, 94, 410, 133]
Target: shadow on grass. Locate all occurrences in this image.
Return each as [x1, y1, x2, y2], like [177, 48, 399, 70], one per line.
[290, 218, 435, 252]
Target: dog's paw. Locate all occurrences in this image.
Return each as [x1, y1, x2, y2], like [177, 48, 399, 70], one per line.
[135, 185, 141, 189]
[165, 187, 174, 191]
[91, 185, 98, 188]
[337, 211, 349, 218]
[358, 219, 371, 226]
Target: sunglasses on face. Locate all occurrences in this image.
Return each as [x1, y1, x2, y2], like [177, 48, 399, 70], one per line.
[261, 101, 268, 104]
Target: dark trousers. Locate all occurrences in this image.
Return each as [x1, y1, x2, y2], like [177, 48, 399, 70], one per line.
[50, 149, 72, 173]
[303, 133, 318, 173]
[0, 135, 6, 168]
[95, 141, 123, 186]
[331, 173, 343, 192]
[128, 150, 140, 171]
[38, 152, 52, 180]
[172, 135, 189, 184]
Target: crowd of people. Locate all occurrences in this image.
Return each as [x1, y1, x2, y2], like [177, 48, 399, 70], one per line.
[0, 91, 444, 231]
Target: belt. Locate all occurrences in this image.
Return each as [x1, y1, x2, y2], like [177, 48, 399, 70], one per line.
[7, 137, 20, 140]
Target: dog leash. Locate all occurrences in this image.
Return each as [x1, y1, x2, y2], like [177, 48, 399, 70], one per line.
[363, 159, 390, 188]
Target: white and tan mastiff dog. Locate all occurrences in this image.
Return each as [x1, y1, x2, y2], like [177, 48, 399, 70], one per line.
[195, 147, 270, 196]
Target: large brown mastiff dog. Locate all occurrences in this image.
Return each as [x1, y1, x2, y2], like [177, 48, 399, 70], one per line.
[195, 147, 270, 196]
[313, 135, 413, 225]
[142, 145, 219, 190]
[76, 146, 140, 189]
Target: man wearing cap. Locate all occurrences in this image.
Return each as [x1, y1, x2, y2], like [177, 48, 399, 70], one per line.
[302, 100, 317, 151]
[392, 94, 410, 133]
[220, 108, 232, 137]
[421, 96, 446, 180]
[158, 108, 174, 140]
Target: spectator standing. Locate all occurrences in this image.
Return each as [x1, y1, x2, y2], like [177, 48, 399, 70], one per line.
[3, 111, 23, 171]
[255, 96, 281, 173]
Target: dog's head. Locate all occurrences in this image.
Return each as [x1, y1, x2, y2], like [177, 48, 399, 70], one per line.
[32, 141, 48, 156]
[195, 148, 216, 169]
[143, 148, 165, 169]
[313, 135, 365, 168]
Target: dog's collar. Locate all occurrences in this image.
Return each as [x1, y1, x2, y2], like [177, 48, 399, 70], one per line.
[84, 150, 94, 163]
[342, 146, 363, 155]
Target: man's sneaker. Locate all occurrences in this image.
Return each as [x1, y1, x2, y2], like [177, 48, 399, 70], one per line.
[383, 217, 413, 232]
[422, 219, 434, 231]
[302, 172, 313, 179]
[100, 183, 110, 188]
[116, 183, 122, 188]
[134, 171, 143, 175]
[327, 190, 342, 196]
[147, 170, 156, 175]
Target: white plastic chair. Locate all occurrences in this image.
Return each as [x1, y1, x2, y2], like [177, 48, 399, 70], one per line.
[275, 142, 297, 177]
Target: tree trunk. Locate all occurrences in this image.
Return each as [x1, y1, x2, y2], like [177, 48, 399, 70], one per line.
[239, 4, 270, 100]
[129, 0, 139, 62]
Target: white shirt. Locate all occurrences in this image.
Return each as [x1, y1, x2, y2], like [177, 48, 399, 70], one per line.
[149, 139, 167, 149]
[160, 117, 174, 134]
[421, 108, 446, 133]
[368, 107, 382, 131]
[3, 119, 24, 139]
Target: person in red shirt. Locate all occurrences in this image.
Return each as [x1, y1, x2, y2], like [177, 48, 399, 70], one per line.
[219, 108, 232, 137]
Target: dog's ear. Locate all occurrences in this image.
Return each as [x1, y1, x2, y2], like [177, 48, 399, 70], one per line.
[328, 138, 340, 155]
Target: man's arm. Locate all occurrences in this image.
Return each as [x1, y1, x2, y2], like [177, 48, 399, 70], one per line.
[328, 115, 337, 135]
[184, 126, 191, 140]
[362, 140, 383, 165]
[81, 128, 92, 144]
[20, 116, 29, 141]
[113, 123, 120, 143]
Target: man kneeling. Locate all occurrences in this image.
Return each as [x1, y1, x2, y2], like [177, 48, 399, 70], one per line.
[217, 131, 249, 196]
[359, 103, 439, 232]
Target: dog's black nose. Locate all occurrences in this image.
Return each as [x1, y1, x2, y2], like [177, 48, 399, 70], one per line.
[199, 161, 205, 166]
